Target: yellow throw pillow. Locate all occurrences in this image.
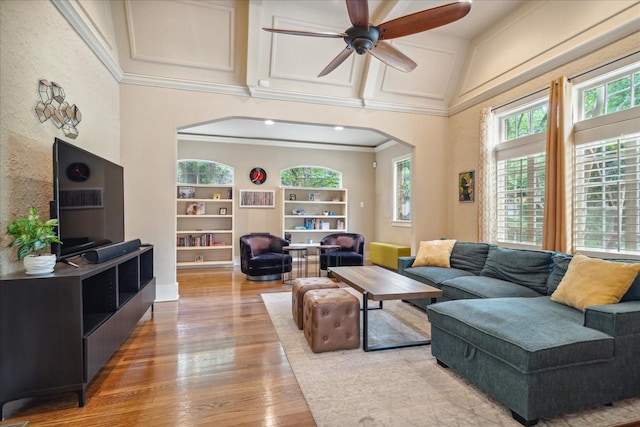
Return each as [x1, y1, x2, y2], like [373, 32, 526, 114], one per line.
[413, 239, 456, 268]
[550, 254, 640, 311]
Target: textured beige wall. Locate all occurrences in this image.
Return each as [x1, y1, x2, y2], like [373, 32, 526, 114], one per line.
[0, 0, 120, 274]
[178, 139, 376, 259]
[120, 84, 448, 299]
[447, 33, 640, 242]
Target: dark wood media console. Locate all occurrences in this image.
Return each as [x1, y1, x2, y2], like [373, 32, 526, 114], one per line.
[0, 245, 156, 418]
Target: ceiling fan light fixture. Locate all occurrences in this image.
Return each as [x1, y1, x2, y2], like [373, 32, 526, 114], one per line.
[345, 25, 379, 55]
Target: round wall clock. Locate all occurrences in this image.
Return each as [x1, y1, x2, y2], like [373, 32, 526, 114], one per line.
[249, 167, 267, 185]
[66, 162, 90, 182]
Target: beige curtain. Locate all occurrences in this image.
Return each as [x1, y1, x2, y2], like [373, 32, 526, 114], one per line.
[542, 76, 573, 253]
[478, 107, 497, 243]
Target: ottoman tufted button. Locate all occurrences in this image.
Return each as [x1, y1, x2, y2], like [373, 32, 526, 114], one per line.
[323, 311, 328, 315]
[323, 336, 328, 341]
[335, 322, 340, 327]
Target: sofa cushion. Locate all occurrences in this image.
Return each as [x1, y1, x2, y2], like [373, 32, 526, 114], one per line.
[403, 266, 474, 288]
[548, 253, 640, 302]
[480, 247, 553, 294]
[427, 297, 614, 373]
[449, 242, 492, 275]
[413, 239, 456, 267]
[441, 276, 544, 300]
[550, 254, 640, 311]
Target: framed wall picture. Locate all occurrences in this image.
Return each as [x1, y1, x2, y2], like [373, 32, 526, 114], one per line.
[239, 189, 275, 208]
[309, 192, 321, 201]
[186, 202, 205, 215]
[178, 186, 196, 199]
[459, 171, 475, 203]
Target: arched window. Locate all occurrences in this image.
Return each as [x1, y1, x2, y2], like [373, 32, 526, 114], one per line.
[177, 160, 234, 185]
[280, 166, 341, 188]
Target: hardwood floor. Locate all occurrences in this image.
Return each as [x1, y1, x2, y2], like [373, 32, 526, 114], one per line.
[1, 267, 316, 427]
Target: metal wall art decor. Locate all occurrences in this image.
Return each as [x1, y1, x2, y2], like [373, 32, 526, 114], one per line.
[35, 80, 82, 139]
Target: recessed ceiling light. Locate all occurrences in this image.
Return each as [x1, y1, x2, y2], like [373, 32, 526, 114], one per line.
[264, 119, 275, 125]
[334, 126, 344, 131]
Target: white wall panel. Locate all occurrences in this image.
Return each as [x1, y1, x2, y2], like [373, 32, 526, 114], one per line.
[126, 0, 234, 71]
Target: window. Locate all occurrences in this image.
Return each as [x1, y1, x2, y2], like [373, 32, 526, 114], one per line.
[578, 64, 640, 120]
[574, 134, 640, 254]
[280, 167, 341, 188]
[393, 156, 410, 222]
[572, 61, 640, 256]
[494, 100, 548, 247]
[177, 160, 233, 184]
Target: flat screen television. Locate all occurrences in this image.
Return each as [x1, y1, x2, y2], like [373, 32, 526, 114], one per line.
[52, 138, 125, 260]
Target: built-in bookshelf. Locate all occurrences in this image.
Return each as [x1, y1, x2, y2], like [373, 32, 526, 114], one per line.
[281, 187, 347, 245]
[176, 184, 234, 268]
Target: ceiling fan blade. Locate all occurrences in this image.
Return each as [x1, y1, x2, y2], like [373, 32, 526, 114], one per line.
[346, 0, 369, 30]
[368, 41, 416, 73]
[377, 2, 471, 40]
[318, 47, 355, 77]
[262, 28, 347, 38]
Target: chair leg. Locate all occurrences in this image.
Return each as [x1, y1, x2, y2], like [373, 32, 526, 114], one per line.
[511, 411, 538, 426]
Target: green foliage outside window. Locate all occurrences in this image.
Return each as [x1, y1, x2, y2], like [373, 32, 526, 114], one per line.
[582, 70, 639, 119]
[177, 160, 233, 185]
[280, 167, 341, 188]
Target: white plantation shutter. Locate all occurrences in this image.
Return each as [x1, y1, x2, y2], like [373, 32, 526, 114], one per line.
[573, 133, 640, 254]
[496, 152, 546, 246]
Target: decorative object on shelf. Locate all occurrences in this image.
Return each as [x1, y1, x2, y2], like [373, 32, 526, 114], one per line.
[178, 186, 196, 199]
[249, 167, 267, 185]
[219, 207, 227, 215]
[289, 194, 297, 201]
[332, 196, 341, 202]
[309, 192, 321, 201]
[35, 80, 82, 139]
[5, 206, 61, 274]
[240, 189, 275, 208]
[212, 193, 221, 200]
[292, 208, 305, 215]
[66, 162, 90, 182]
[186, 202, 205, 215]
[194, 255, 204, 263]
[459, 170, 475, 203]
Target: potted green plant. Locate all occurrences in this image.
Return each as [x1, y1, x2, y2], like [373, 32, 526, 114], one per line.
[5, 206, 61, 275]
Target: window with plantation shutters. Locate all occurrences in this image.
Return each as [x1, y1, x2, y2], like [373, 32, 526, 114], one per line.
[573, 133, 640, 254]
[494, 99, 548, 247]
[572, 61, 640, 256]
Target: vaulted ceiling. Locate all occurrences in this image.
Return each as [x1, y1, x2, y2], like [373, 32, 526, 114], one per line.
[64, 0, 637, 147]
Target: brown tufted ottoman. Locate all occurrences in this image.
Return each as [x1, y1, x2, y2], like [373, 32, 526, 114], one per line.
[303, 288, 360, 353]
[292, 277, 340, 330]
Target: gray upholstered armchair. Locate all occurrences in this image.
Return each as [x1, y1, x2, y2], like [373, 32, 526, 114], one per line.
[240, 233, 292, 281]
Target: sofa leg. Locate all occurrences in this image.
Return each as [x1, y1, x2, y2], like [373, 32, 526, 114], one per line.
[436, 359, 448, 368]
[511, 411, 537, 426]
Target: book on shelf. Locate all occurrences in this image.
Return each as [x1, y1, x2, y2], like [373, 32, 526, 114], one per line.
[177, 233, 217, 247]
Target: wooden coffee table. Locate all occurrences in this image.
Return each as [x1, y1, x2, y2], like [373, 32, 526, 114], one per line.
[328, 265, 442, 352]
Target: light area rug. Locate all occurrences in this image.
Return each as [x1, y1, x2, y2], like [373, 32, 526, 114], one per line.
[262, 290, 640, 427]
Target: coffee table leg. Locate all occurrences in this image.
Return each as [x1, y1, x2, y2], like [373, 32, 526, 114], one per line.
[362, 291, 431, 352]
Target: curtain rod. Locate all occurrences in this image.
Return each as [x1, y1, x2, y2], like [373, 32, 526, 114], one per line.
[491, 51, 639, 112]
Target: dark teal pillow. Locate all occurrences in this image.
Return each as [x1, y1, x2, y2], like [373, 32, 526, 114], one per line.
[547, 253, 640, 301]
[449, 242, 492, 275]
[480, 247, 553, 294]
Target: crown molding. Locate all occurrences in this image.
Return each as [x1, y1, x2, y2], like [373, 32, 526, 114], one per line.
[51, 0, 123, 82]
[120, 73, 251, 97]
[177, 133, 376, 153]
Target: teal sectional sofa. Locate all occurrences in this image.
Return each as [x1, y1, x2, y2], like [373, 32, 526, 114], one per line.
[398, 243, 640, 425]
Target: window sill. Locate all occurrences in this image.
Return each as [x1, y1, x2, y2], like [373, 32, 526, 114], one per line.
[391, 221, 411, 228]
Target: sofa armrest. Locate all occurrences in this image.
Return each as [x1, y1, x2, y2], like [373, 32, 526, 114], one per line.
[584, 301, 640, 336]
[398, 256, 415, 275]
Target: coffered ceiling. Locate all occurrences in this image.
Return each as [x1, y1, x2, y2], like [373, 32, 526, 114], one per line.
[63, 0, 636, 147]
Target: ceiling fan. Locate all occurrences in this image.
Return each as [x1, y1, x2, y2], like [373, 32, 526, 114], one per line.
[263, 0, 472, 77]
